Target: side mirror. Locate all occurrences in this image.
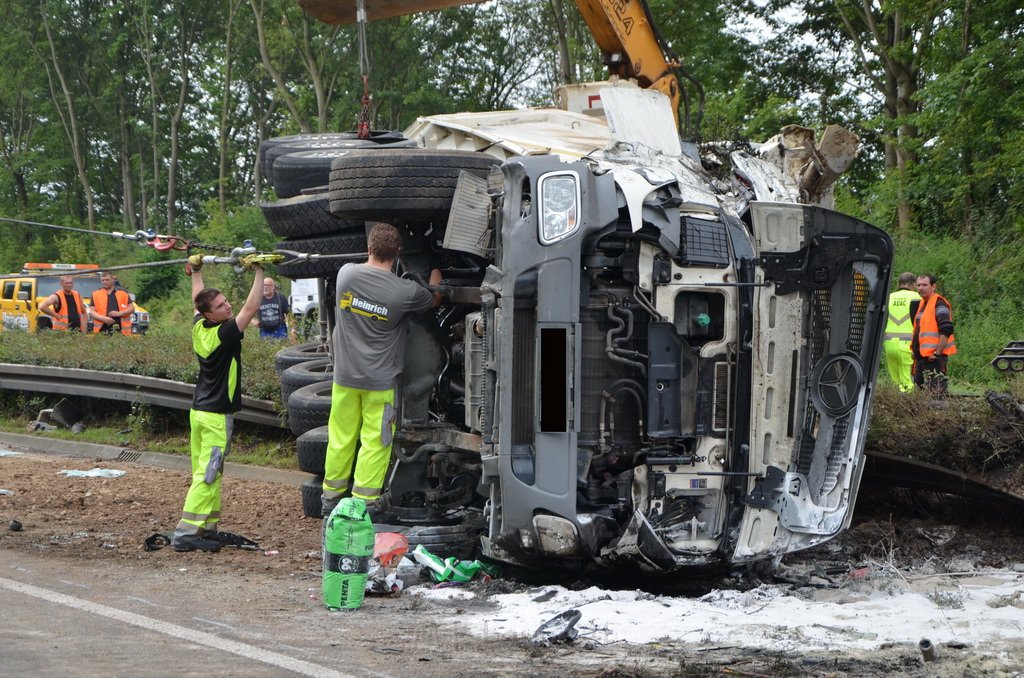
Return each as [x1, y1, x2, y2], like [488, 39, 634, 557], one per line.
[17, 291, 29, 301]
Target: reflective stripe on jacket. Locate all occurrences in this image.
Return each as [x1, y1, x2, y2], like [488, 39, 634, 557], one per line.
[914, 293, 957, 357]
[90, 288, 133, 335]
[884, 288, 920, 342]
[52, 290, 86, 331]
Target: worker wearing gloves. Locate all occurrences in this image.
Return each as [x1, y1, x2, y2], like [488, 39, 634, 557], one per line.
[322, 223, 442, 521]
[171, 253, 264, 552]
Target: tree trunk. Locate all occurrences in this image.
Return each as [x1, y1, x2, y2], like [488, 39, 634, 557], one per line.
[119, 93, 138, 230]
[250, 0, 312, 133]
[549, 0, 574, 85]
[40, 11, 95, 227]
[218, 0, 243, 213]
[167, 11, 193, 233]
[135, 6, 161, 231]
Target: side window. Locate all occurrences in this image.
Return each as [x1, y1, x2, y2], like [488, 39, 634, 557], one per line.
[2, 281, 14, 300]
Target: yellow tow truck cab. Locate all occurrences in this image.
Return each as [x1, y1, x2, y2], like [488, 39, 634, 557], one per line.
[0, 263, 150, 334]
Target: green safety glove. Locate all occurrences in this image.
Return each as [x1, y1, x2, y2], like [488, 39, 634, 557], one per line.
[187, 253, 204, 271]
[241, 253, 285, 270]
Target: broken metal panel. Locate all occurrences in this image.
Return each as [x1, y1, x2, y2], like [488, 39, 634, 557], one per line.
[404, 109, 613, 161]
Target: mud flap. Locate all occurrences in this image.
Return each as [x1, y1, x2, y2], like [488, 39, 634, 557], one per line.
[607, 510, 677, 571]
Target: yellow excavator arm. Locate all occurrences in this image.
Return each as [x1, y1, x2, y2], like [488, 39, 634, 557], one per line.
[298, 0, 681, 128]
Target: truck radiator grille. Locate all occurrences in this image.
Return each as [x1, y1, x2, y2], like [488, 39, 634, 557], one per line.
[810, 289, 831, 365]
[713, 361, 730, 431]
[511, 307, 536, 445]
[821, 414, 850, 494]
[847, 271, 869, 352]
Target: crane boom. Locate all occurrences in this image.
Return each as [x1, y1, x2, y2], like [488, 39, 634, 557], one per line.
[297, 0, 682, 128]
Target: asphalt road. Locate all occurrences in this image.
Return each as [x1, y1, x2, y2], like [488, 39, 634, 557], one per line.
[0, 549, 354, 678]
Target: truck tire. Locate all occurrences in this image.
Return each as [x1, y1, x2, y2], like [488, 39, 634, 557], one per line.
[403, 515, 486, 561]
[272, 139, 418, 199]
[261, 192, 363, 239]
[301, 474, 325, 519]
[328, 149, 496, 220]
[259, 131, 407, 184]
[296, 425, 329, 475]
[275, 231, 368, 280]
[280, 358, 334, 407]
[287, 380, 334, 436]
[274, 342, 330, 373]
[261, 131, 411, 192]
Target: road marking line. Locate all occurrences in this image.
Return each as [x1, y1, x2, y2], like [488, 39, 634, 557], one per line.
[0, 576, 353, 678]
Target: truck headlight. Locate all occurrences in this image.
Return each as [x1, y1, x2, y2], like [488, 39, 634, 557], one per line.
[538, 171, 580, 245]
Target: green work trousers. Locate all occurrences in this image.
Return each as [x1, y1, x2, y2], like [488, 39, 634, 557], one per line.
[322, 384, 396, 513]
[883, 338, 915, 392]
[174, 410, 232, 540]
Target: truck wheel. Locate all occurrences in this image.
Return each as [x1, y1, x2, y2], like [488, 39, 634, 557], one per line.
[287, 380, 333, 436]
[274, 341, 330, 373]
[296, 425, 329, 475]
[275, 231, 368, 280]
[280, 358, 334, 407]
[403, 514, 486, 561]
[272, 138, 417, 199]
[261, 192, 363, 239]
[328, 149, 496, 220]
[259, 131, 408, 187]
[301, 474, 325, 519]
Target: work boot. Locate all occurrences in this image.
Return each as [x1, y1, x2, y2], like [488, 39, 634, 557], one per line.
[207, 530, 258, 549]
[172, 534, 222, 553]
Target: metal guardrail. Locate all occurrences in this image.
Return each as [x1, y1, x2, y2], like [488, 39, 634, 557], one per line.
[0, 363, 284, 428]
[992, 341, 1024, 373]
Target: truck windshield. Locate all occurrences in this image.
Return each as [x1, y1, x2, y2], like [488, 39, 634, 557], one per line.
[36, 276, 103, 298]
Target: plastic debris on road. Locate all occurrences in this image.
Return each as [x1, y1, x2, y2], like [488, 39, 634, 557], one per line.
[58, 468, 126, 478]
[411, 544, 500, 583]
[0, 449, 25, 457]
[531, 609, 582, 646]
[366, 532, 409, 595]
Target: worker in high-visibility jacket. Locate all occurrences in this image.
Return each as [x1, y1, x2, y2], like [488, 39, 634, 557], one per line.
[90, 272, 135, 335]
[883, 272, 920, 392]
[38, 275, 88, 332]
[171, 255, 264, 553]
[322, 223, 442, 523]
[912, 273, 956, 394]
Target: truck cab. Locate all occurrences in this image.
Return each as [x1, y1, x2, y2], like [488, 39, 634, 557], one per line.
[311, 90, 894, 573]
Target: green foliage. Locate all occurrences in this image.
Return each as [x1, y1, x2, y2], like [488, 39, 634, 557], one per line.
[889, 235, 1024, 389]
[0, 327, 284, 404]
[868, 381, 1024, 478]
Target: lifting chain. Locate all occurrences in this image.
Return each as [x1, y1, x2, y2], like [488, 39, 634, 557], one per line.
[355, 0, 371, 139]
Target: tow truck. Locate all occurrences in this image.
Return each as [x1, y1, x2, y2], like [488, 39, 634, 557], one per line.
[0, 263, 151, 334]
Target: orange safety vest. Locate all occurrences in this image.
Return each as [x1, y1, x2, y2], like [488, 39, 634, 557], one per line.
[52, 290, 87, 331]
[914, 293, 957, 357]
[90, 288, 133, 335]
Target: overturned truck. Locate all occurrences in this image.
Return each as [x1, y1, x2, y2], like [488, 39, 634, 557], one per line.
[274, 91, 893, 572]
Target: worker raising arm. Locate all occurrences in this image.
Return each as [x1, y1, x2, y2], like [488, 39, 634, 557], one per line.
[171, 256, 264, 553]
